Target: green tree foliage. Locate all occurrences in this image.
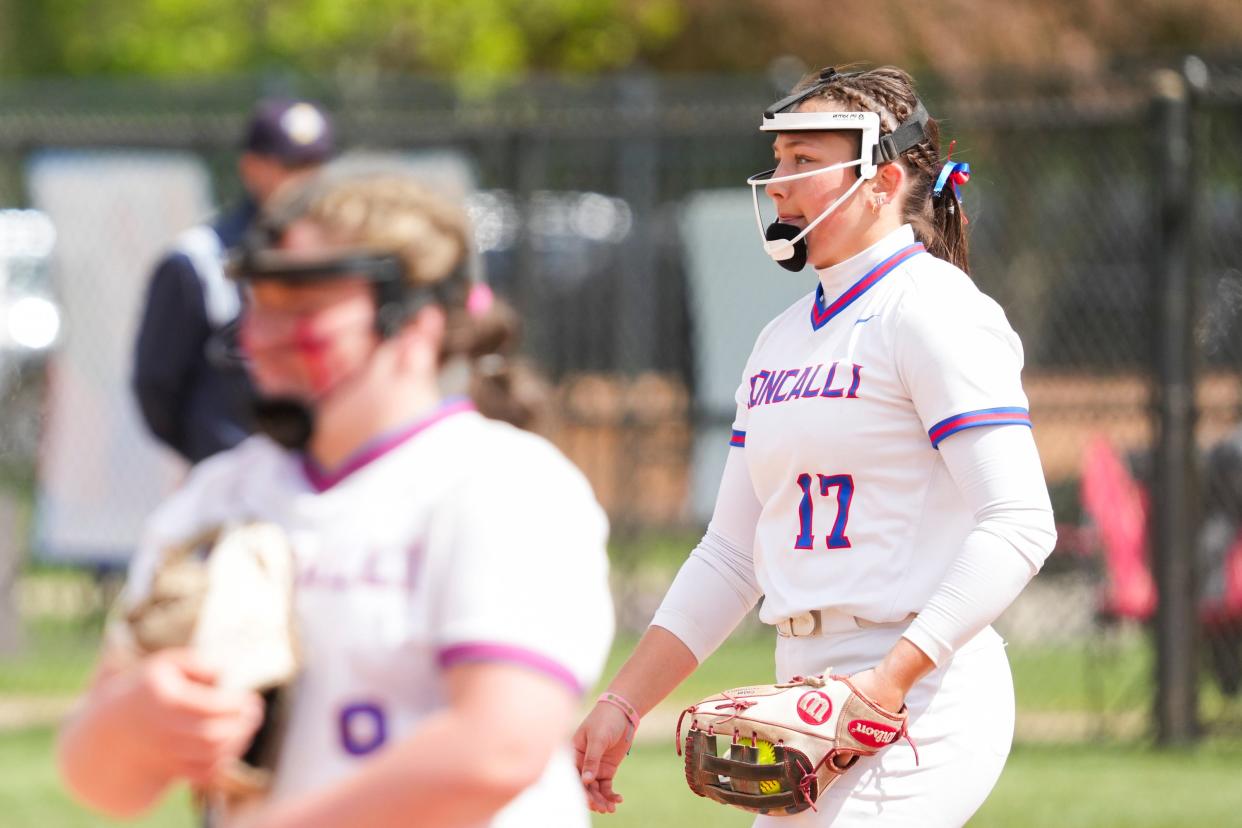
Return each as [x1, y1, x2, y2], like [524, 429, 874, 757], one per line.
[0, 0, 684, 79]
[0, 0, 1238, 80]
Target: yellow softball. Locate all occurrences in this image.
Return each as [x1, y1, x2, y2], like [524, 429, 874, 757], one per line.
[737, 737, 782, 794]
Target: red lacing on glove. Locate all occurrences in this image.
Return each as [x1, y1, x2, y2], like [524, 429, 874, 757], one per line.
[873, 700, 920, 767]
[795, 717, 921, 812]
[675, 706, 691, 756]
[711, 690, 757, 725]
[674, 691, 758, 757]
[798, 753, 833, 813]
[900, 719, 920, 766]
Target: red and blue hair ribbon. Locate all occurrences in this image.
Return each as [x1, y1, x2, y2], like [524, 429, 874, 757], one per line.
[932, 140, 970, 200]
[932, 140, 970, 222]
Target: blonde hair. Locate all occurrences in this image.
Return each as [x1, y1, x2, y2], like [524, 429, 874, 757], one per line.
[272, 162, 545, 429]
[295, 170, 471, 289]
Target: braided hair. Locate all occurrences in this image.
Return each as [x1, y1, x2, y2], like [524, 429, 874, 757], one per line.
[789, 66, 970, 274]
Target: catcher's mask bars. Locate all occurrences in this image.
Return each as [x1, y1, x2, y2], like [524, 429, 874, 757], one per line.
[229, 246, 467, 450]
[748, 67, 930, 272]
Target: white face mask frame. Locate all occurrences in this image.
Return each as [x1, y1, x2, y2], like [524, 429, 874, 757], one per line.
[746, 110, 883, 265]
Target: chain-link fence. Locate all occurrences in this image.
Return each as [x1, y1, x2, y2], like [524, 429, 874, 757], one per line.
[2, 61, 1242, 747]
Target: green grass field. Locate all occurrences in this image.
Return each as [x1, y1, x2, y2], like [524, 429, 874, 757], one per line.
[4, 725, 1242, 828]
[4, 572, 1242, 827]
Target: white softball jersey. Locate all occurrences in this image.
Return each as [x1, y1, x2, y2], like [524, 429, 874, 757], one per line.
[652, 222, 1056, 826]
[730, 223, 1033, 626]
[120, 399, 614, 827]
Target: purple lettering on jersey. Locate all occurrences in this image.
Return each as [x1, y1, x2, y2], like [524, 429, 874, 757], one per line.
[801, 364, 826, 397]
[820, 362, 845, 398]
[794, 472, 816, 549]
[817, 473, 855, 548]
[771, 369, 798, 403]
[297, 562, 349, 590]
[760, 371, 781, 406]
[748, 370, 772, 409]
[338, 702, 387, 756]
[744, 362, 867, 409]
[787, 366, 813, 400]
[846, 364, 863, 398]
[297, 543, 423, 592]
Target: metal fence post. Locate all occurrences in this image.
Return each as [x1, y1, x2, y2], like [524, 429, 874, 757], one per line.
[1150, 57, 1208, 746]
[615, 72, 660, 377]
[513, 125, 549, 363]
[0, 492, 22, 655]
[612, 73, 661, 534]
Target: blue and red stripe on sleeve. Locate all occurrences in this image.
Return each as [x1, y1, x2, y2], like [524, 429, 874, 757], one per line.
[927, 407, 1031, 449]
[729, 429, 747, 448]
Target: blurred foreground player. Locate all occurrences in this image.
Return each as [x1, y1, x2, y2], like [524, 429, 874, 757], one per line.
[61, 163, 615, 827]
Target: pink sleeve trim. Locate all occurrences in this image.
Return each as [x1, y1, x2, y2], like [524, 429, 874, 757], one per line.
[437, 642, 583, 695]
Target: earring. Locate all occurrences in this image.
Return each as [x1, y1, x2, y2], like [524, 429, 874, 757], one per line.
[871, 195, 885, 214]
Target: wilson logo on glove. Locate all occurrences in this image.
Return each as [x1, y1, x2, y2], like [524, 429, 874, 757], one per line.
[678, 674, 916, 817]
[796, 690, 834, 725]
[847, 719, 899, 747]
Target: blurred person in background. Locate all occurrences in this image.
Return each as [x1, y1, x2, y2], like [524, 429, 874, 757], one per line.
[59, 163, 613, 828]
[132, 97, 335, 464]
[575, 65, 1057, 827]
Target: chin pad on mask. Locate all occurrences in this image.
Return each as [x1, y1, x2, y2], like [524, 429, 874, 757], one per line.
[252, 397, 315, 451]
[764, 222, 808, 272]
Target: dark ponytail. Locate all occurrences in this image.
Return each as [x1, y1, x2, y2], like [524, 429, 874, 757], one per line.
[790, 65, 971, 274]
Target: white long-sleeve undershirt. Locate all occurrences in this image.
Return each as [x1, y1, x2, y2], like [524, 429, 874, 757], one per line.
[650, 425, 1056, 666]
[902, 424, 1056, 665]
[650, 447, 762, 662]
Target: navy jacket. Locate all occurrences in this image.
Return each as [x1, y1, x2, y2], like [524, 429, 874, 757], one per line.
[133, 201, 257, 463]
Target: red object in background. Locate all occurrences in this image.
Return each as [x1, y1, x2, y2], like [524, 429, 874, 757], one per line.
[1081, 435, 1242, 625]
[1080, 436, 1158, 621]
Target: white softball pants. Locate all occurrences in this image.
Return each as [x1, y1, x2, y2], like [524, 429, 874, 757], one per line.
[752, 623, 1014, 828]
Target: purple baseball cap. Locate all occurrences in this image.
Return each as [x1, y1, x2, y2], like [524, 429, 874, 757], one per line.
[243, 98, 336, 167]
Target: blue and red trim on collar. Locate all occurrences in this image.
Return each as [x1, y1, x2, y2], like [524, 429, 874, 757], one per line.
[811, 243, 925, 332]
[928, 407, 1031, 449]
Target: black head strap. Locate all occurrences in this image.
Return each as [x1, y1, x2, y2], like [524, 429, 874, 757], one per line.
[764, 66, 932, 164]
[874, 101, 930, 163]
[764, 67, 846, 118]
[230, 246, 469, 338]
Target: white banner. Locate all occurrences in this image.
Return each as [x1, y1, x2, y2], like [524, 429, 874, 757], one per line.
[681, 190, 816, 522]
[29, 151, 208, 564]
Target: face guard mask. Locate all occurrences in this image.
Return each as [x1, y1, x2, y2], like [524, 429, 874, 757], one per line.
[747, 67, 931, 272]
[230, 248, 467, 450]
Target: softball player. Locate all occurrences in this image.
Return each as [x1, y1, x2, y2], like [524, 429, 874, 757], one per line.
[59, 166, 614, 827]
[576, 65, 1056, 827]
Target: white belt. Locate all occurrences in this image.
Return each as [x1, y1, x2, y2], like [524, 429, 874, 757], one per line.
[775, 609, 918, 637]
